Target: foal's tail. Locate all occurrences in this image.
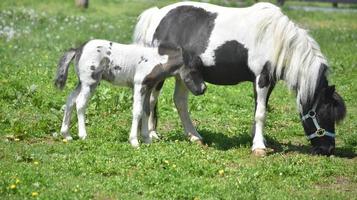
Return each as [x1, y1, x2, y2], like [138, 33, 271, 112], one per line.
[54, 49, 77, 90]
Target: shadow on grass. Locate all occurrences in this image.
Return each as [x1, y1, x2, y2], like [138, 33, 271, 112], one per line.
[266, 136, 356, 159]
[165, 130, 356, 158]
[199, 129, 252, 150]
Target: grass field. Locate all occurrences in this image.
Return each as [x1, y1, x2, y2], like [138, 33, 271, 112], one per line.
[0, 0, 356, 199]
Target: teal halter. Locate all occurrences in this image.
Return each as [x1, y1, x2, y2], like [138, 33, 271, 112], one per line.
[301, 101, 335, 140]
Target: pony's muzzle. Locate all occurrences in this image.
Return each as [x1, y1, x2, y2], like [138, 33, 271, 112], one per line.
[312, 145, 335, 156]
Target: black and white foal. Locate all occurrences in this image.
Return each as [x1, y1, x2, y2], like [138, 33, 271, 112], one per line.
[55, 40, 203, 147]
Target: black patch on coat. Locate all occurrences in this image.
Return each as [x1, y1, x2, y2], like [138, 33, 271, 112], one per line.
[91, 57, 110, 81]
[102, 69, 115, 82]
[109, 42, 113, 46]
[202, 40, 255, 85]
[153, 5, 217, 55]
[97, 49, 101, 53]
[258, 61, 272, 88]
[114, 65, 121, 70]
[90, 65, 95, 70]
[106, 51, 111, 56]
[138, 56, 148, 64]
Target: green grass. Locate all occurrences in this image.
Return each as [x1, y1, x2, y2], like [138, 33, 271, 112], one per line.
[0, 0, 356, 199]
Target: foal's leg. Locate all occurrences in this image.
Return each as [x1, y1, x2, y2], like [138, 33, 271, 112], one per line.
[141, 88, 152, 144]
[174, 78, 203, 142]
[129, 84, 145, 147]
[75, 83, 94, 140]
[252, 75, 275, 156]
[147, 81, 164, 140]
[60, 84, 81, 140]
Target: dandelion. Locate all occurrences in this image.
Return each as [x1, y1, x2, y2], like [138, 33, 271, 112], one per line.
[164, 160, 169, 164]
[10, 184, 16, 189]
[14, 138, 20, 141]
[15, 179, 20, 184]
[218, 169, 224, 176]
[33, 161, 39, 165]
[31, 192, 39, 197]
[62, 139, 68, 143]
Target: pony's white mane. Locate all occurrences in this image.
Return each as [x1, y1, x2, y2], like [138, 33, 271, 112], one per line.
[254, 4, 327, 107]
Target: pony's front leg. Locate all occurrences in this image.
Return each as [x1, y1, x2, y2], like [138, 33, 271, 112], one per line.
[129, 84, 145, 148]
[76, 84, 93, 140]
[174, 78, 203, 143]
[252, 74, 275, 156]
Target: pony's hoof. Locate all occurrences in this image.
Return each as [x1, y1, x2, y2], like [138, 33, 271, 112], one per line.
[149, 131, 160, 141]
[252, 148, 267, 157]
[142, 137, 152, 144]
[189, 136, 205, 146]
[194, 139, 205, 146]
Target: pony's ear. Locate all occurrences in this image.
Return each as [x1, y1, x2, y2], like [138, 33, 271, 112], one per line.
[325, 85, 335, 98]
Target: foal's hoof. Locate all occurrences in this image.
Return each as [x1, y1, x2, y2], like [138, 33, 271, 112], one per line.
[129, 139, 140, 148]
[252, 148, 267, 157]
[149, 131, 160, 141]
[64, 135, 73, 141]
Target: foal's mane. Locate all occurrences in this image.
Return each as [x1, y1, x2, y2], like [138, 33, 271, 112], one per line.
[254, 4, 328, 108]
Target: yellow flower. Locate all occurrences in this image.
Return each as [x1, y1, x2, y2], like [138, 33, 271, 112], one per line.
[16, 179, 20, 184]
[218, 169, 224, 176]
[32, 192, 39, 197]
[172, 164, 176, 168]
[34, 161, 39, 165]
[164, 160, 169, 164]
[62, 139, 68, 143]
[10, 184, 16, 189]
[14, 138, 20, 141]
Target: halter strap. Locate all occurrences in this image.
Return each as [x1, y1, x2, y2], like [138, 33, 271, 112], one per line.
[301, 100, 335, 140]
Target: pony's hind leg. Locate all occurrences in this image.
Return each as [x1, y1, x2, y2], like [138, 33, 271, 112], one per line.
[75, 83, 94, 140]
[60, 84, 81, 140]
[252, 70, 275, 156]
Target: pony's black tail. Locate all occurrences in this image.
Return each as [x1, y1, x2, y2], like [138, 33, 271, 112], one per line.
[54, 49, 77, 90]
